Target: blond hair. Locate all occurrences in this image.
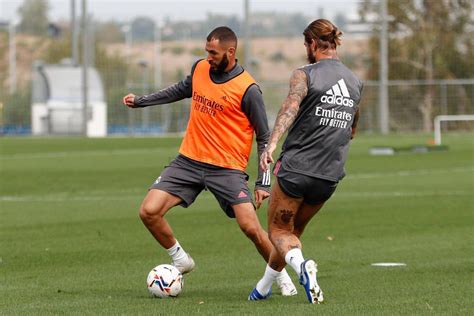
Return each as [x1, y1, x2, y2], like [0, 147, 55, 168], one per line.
[303, 19, 342, 51]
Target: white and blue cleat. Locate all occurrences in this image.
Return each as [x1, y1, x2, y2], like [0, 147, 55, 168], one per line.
[248, 288, 272, 301]
[299, 259, 324, 304]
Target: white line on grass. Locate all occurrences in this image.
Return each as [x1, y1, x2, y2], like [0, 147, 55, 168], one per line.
[0, 195, 141, 202]
[334, 191, 472, 198]
[0, 190, 470, 203]
[371, 262, 407, 267]
[347, 166, 474, 179]
[0, 148, 177, 160]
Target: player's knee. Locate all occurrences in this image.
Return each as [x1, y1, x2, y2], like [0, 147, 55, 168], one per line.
[268, 227, 285, 244]
[268, 229, 278, 245]
[139, 202, 162, 223]
[138, 204, 151, 223]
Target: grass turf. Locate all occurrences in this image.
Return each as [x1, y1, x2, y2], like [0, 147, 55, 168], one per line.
[1, 133, 473, 315]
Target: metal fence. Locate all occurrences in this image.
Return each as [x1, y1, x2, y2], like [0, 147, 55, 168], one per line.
[358, 80, 474, 133]
[1, 69, 473, 136]
[260, 79, 474, 134]
[0, 0, 472, 136]
[114, 79, 474, 135]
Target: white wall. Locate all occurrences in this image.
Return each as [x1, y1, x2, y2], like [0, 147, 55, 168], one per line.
[31, 103, 49, 135]
[31, 102, 107, 137]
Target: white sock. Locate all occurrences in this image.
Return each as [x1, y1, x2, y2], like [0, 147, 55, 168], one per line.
[255, 265, 279, 295]
[166, 241, 187, 262]
[276, 268, 292, 284]
[285, 248, 305, 275]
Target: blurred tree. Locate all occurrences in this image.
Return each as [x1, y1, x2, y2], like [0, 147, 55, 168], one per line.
[160, 12, 311, 40]
[360, 0, 473, 132]
[131, 16, 155, 42]
[39, 29, 129, 124]
[174, 68, 185, 82]
[270, 51, 286, 63]
[94, 46, 130, 124]
[203, 13, 240, 36]
[17, 0, 49, 36]
[0, 32, 7, 99]
[3, 87, 32, 129]
[95, 21, 124, 43]
[190, 46, 204, 57]
[170, 45, 185, 55]
[251, 12, 309, 37]
[43, 37, 71, 64]
[334, 12, 348, 30]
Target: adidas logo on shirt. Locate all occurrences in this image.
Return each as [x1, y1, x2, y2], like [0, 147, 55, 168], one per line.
[321, 79, 354, 107]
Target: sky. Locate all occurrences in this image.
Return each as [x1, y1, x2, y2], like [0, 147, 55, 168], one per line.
[0, 0, 360, 23]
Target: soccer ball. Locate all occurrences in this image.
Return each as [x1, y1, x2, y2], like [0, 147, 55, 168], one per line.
[147, 264, 184, 298]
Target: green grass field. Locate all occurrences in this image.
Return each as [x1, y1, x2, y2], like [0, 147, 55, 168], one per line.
[1, 133, 473, 315]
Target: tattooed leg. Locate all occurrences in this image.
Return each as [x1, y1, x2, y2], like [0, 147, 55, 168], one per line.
[267, 181, 304, 258]
[293, 202, 325, 238]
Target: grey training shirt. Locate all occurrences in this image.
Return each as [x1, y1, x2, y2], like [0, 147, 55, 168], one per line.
[279, 59, 363, 182]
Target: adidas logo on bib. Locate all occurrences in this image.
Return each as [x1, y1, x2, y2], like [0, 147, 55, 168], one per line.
[321, 79, 354, 107]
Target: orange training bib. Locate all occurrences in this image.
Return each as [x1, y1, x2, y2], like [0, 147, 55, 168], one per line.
[179, 60, 256, 171]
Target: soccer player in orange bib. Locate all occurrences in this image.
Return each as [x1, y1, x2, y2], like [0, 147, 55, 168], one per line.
[123, 26, 297, 296]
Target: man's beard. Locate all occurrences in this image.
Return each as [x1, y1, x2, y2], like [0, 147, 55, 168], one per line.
[210, 54, 229, 74]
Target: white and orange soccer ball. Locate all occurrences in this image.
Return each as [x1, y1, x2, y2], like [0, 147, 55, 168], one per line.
[147, 264, 184, 298]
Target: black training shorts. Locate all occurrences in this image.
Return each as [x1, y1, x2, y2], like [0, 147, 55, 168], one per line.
[150, 155, 254, 218]
[274, 160, 338, 205]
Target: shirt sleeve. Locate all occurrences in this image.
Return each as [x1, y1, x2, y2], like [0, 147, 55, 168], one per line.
[241, 83, 271, 192]
[133, 60, 199, 107]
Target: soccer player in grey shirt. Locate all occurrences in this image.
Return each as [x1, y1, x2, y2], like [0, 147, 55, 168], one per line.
[248, 19, 363, 304]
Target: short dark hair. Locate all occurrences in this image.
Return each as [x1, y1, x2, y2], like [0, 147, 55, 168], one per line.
[206, 26, 238, 48]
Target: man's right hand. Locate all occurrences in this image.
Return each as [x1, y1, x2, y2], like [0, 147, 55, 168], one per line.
[123, 93, 136, 108]
[260, 143, 276, 172]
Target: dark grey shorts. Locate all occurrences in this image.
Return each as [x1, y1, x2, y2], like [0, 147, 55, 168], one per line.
[150, 155, 254, 218]
[274, 160, 338, 205]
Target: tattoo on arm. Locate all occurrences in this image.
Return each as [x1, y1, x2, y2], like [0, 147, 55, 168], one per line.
[268, 70, 308, 147]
